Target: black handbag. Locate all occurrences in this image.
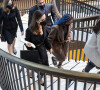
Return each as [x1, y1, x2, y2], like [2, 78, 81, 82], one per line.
[20, 45, 41, 63]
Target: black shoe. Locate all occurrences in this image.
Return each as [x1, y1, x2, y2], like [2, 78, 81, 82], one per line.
[52, 57, 57, 66]
[13, 48, 17, 55]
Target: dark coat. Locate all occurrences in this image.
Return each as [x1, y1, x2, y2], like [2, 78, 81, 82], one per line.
[0, 7, 3, 34]
[0, 7, 2, 20]
[28, 3, 57, 34]
[25, 28, 51, 66]
[48, 25, 71, 61]
[0, 7, 23, 34]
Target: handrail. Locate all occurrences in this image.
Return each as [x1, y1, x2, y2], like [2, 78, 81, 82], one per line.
[0, 49, 100, 80]
[1, 0, 100, 18]
[52, 0, 100, 24]
[68, 14, 100, 61]
[74, 14, 100, 22]
[1, 0, 100, 90]
[74, 0, 100, 12]
[0, 48, 100, 90]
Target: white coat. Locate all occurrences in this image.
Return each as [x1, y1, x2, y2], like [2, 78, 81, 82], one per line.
[84, 32, 100, 67]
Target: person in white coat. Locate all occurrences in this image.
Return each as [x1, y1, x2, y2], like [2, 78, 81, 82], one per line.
[83, 20, 100, 72]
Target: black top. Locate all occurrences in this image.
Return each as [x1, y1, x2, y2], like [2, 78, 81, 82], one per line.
[25, 28, 51, 50]
[0, 7, 23, 34]
[25, 28, 51, 66]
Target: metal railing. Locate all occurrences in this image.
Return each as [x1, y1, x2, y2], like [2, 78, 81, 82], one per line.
[0, 49, 100, 90]
[82, 0, 100, 9]
[0, 14, 100, 90]
[0, 0, 100, 90]
[56, 0, 100, 18]
[68, 14, 100, 61]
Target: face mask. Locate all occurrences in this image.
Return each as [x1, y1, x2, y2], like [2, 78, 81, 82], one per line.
[39, 5, 45, 9]
[7, 4, 13, 10]
[40, 21, 46, 26]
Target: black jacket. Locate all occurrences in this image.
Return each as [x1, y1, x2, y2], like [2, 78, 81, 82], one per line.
[25, 28, 51, 50]
[28, 3, 57, 26]
[0, 7, 2, 20]
[25, 28, 51, 66]
[0, 7, 3, 34]
[0, 7, 23, 34]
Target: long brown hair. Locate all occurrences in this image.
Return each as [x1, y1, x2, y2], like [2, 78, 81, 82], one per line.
[93, 20, 100, 34]
[29, 10, 45, 35]
[3, 0, 15, 13]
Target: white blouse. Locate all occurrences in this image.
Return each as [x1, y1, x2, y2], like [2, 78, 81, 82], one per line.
[84, 32, 100, 67]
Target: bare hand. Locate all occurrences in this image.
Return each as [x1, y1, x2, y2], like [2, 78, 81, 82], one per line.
[21, 31, 24, 36]
[26, 43, 32, 47]
[50, 48, 53, 54]
[66, 37, 71, 42]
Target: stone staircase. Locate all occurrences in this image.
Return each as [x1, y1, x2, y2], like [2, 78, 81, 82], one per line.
[0, 14, 100, 90]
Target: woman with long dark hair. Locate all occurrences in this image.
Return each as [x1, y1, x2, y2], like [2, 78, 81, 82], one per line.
[26, 10, 53, 65]
[82, 20, 100, 73]
[0, 0, 24, 55]
[25, 10, 53, 85]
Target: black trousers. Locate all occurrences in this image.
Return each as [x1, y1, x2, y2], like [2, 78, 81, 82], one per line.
[84, 61, 96, 72]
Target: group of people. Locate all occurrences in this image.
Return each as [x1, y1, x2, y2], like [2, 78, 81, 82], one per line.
[0, 0, 73, 69]
[0, 0, 73, 85]
[0, 0, 100, 86]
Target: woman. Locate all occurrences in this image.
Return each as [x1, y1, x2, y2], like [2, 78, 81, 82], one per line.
[48, 14, 73, 68]
[0, 0, 24, 55]
[25, 10, 53, 66]
[82, 20, 100, 73]
[25, 10, 53, 85]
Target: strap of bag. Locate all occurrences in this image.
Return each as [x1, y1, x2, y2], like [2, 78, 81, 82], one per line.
[23, 44, 25, 50]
